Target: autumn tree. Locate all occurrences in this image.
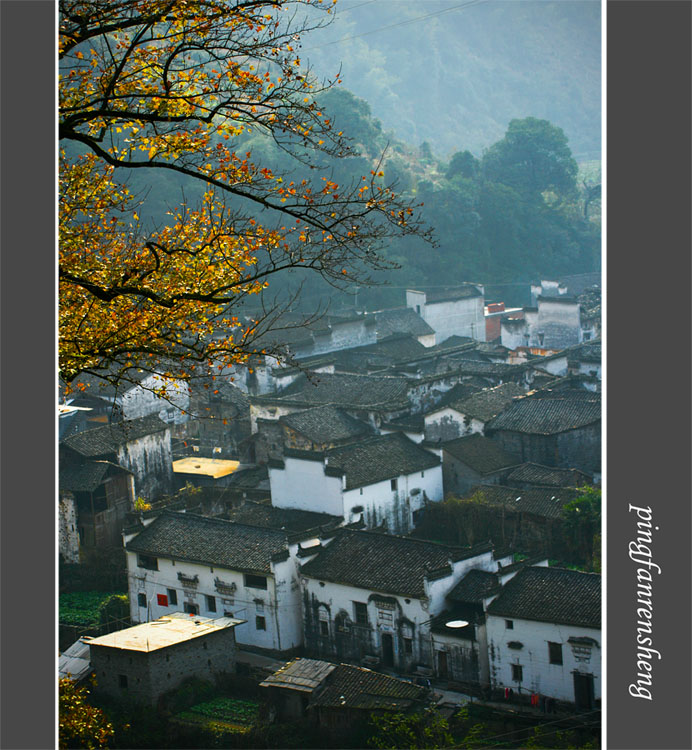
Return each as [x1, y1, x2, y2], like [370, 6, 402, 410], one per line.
[59, 0, 430, 393]
[59, 678, 115, 749]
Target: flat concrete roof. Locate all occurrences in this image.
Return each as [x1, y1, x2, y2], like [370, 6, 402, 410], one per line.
[83, 613, 244, 652]
[172, 457, 240, 478]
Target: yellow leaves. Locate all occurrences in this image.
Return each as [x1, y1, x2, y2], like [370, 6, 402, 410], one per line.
[148, 146, 157, 159]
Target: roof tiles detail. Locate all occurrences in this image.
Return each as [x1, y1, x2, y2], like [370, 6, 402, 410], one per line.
[63, 415, 168, 456]
[441, 435, 519, 475]
[486, 392, 600, 435]
[280, 405, 373, 445]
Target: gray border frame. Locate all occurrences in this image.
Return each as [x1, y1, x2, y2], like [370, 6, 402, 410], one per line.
[607, 2, 691, 748]
[1, 2, 56, 749]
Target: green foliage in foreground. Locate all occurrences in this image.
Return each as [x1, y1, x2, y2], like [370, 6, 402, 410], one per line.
[59, 591, 126, 628]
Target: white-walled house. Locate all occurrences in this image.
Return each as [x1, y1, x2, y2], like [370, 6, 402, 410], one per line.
[124, 511, 309, 655]
[485, 566, 601, 708]
[406, 285, 486, 344]
[299, 528, 503, 674]
[268, 432, 443, 534]
[501, 296, 582, 351]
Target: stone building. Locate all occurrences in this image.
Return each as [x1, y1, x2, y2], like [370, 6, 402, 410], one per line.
[86, 612, 243, 705]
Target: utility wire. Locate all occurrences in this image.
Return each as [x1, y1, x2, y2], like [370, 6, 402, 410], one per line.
[306, 0, 486, 50]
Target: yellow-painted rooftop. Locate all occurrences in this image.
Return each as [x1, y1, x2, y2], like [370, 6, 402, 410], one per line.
[83, 613, 244, 652]
[172, 457, 240, 478]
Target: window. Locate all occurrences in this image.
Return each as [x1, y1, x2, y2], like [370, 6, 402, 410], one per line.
[505, 619, 514, 630]
[421, 470, 425, 478]
[359, 488, 363, 495]
[320, 620, 329, 636]
[404, 637, 413, 655]
[184, 602, 199, 615]
[256, 615, 266, 630]
[511, 664, 523, 682]
[244, 573, 268, 590]
[353, 602, 368, 626]
[548, 642, 563, 665]
[167, 588, 178, 606]
[137, 593, 147, 608]
[157, 593, 168, 607]
[391, 478, 398, 491]
[118, 675, 128, 689]
[137, 554, 158, 571]
[206, 595, 217, 613]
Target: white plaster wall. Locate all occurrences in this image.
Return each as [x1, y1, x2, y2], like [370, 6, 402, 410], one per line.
[126, 549, 303, 652]
[424, 550, 497, 614]
[424, 408, 485, 440]
[486, 615, 601, 702]
[250, 403, 299, 433]
[342, 465, 442, 533]
[59, 493, 80, 563]
[423, 298, 486, 344]
[380, 427, 425, 444]
[117, 431, 173, 501]
[418, 333, 437, 348]
[532, 356, 569, 377]
[269, 457, 344, 516]
[536, 300, 582, 349]
[119, 374, 189, 424]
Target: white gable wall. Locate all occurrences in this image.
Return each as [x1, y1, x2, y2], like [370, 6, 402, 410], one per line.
[269, 456, 344, 516]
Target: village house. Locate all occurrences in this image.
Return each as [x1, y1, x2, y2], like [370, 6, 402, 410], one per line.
[485, 389, 601, 476]
[59, 446, 135, 559]
[440, 434, 521, 496]
[566, 341, 602, 381]
[260, 657, 431, 729]
[484, 302, 524, 342]
[85, 612, 243, 705]
[501, 294, 582, 352]
[123, 511, 311, 655]
[371, 307, 437, 347]
[427, 557, 549, 688]
[62, 415, 174, 501]
[298, 527, 509, 674]
[268, 432, 443, 533]
[406, 285, 486, 343]
[424, 382, 526, 442]
[485, 566, 601, 709]
[325, 334, 429, 375]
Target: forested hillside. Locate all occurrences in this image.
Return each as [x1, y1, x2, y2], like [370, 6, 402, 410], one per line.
[304, 0, 601, 160]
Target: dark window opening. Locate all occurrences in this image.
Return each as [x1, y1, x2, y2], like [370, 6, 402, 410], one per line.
[548, 642, 563, 665]
[391, 479, 398, 491]
[137, 554, 158, 571]
[167, 588, 178, 605]
[137, 593, 146, 608]
[354, 602, 368, 626]
[118, 675, 128, 690]
[256, 615, 266, 630]
[404, 637, 413, 655]
[245, 574, 268, 590]
[206, 595, 217, 613]
[184, 602, 199, 615]
[505, 619, 514, 630]
[511, 664, 523, 682]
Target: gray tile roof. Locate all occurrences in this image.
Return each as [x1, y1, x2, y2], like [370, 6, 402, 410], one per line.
[423, 285, 483, 303]
[62, 415, 168, 456]
[301, 528, 491, 598]
[372, 308, 435, 339]
[466, 484, 579, 519]
[224, 500, 341, 534]
[487, 566, 601, 629]
[326, 433, 440, 490]
[310, 664, 428, 710]
[506, 463, 592, 488]
[125, 511, 290, 574]
[441, 383, 525, 423]
[59, 458, 130, 493]
[486, 391, 600, 435]
[269, 372, 411, 411]
[447, 569, 501, 604]
[280, 406, 373, 445]
[442, 435, 520, 475]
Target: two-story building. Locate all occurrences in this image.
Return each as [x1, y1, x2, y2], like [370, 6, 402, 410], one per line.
[406, 285, 486, 343]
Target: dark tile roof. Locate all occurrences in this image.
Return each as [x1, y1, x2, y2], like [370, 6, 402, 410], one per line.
[568, 342, 601, 364]
[429, 383, 484, 411]
[447, 569, 501, 604]
[506, 463, 592, 488]
[125, 511, 290, 574]
[381, 414, 425, 434]
[224, 500, 341, 534]
[280, 406, 373, 445]
[311, 664, 428, 710]
[435, 335, 476, 350]
[465, 485, 579, 520]
[372, 308, 435, 338]
[301, 528, 492, 598]
[486, 391, 600, 435]
[268, 372, 411, 411]
[225, 465, 269, 490]
[59, 458, 130, 493]
[442, 383, 525, 423]
[422, 285, 483, 304]
[62, 415, 168, 457]
[326, 433, 440, 490]
[442, 435, 520, 475]
[487, 566, 601, 629]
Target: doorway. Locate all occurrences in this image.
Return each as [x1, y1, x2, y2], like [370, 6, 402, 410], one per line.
[573, 672, 595, 709]
[381, 633, 394, 667]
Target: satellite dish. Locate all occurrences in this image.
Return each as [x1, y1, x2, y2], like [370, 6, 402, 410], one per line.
[445, 619, 470, 628]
